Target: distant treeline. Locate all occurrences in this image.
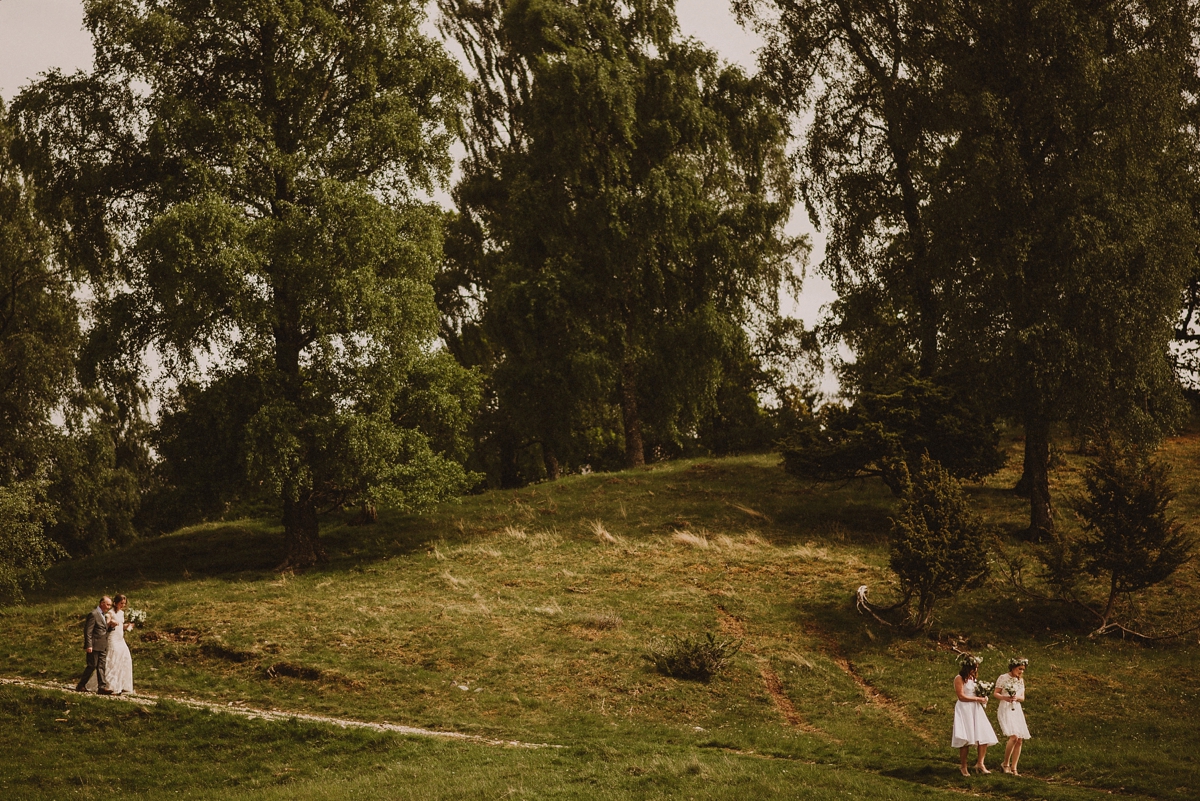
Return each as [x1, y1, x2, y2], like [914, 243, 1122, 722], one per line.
[3, 0, 1200, 582]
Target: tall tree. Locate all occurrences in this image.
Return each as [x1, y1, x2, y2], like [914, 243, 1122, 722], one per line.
[0, 100, 74, 595]
[14, 0, 474, 568]
[932, 0, 1200, 535]
[736, 0, 947, 380]
[0, 100, 78, 483]
[440, 0, 803, 472]
[747, 0, 1200, 536]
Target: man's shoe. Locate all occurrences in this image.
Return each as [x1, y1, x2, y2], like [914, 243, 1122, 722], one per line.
[97, 688, 114, 695]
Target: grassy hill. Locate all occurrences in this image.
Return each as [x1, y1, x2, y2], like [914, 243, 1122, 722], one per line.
[2, 431, 1198, 799]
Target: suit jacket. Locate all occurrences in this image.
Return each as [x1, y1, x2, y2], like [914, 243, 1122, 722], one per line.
[84, 607, 110, 652]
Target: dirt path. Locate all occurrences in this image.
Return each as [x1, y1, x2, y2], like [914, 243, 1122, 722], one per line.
[716, 607, 828, 736]
[0, 676, 559, 750]
[798, 620, 938, 745]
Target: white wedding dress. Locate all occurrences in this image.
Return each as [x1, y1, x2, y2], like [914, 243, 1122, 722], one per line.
[104, 610, 134, 694]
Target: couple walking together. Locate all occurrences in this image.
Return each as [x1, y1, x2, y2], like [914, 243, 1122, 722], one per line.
[76, 594, 135, 695]
[952, 655, 1031, 776]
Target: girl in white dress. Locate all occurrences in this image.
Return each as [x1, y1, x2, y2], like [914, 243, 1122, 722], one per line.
[993, 658, 1031, 775]
[104, 594, 135, 695]
[951, 656, 997, 775]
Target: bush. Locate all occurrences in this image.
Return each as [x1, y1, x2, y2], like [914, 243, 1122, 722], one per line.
[889, 454, 989, 629]
[648, 632, 741, 682]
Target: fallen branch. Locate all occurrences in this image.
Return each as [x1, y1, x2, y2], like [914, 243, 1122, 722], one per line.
[854, 585, 910, 627]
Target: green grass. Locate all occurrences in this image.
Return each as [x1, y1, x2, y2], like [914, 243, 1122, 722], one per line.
[2, 433, 1198, 799]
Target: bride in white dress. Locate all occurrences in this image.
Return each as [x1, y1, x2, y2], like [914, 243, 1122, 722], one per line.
[104, 594, 135, 695]
[951, 656, 997, 776]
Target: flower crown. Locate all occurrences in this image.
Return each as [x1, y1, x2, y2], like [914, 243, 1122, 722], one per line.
[1008, 657, 1029, 670]
[958, 653, 983, 667]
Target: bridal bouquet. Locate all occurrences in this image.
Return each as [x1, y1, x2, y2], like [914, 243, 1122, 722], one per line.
[974, 680, 995, 698]
[1003, 679, 1020, 699]
[127, 609, 147, 627]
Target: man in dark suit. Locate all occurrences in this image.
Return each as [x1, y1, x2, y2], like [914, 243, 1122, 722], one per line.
[76, 596, 116, 694]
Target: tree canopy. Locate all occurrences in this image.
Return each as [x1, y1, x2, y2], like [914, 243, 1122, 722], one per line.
[14, 0, 477, 567]
[438, 0, 806, 480]
[745, 0, 1200, 534]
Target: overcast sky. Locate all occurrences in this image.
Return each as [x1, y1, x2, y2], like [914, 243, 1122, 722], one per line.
[0, 0, 835, 371]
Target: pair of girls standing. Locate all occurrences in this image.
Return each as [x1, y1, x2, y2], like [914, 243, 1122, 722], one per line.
[952, 656, 1031, 776]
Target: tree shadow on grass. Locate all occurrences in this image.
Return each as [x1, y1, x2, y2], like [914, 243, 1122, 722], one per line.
[30, 522, 286, 601]
[771, 478, 894, 547]
[30, 512, 436, 604]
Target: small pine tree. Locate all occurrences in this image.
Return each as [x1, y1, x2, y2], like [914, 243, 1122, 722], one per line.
[890, 454, 989, 630]
[1076, 441, 1194, 631]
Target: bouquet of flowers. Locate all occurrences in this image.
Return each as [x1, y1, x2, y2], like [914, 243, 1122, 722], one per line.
[126, 609, 147, 627]
[974, 679, 995, 698]
[1003, 678, 1020, 699]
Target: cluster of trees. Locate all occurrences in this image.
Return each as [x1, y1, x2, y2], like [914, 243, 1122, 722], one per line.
[738, 0, 1200, 632]
[0, 0, 808, 586]
[2, 0, 1199, 613]
[747, 0, 1200, 538]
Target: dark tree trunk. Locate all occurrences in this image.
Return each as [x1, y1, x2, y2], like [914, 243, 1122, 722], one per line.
[1101, 574, 1119, 629]
[620, 358, 645, 468]
[280, 494, 325, 570]
[544, 447, 561, 481]
[499, 435, 521, 488]
[1024, 417, 1053, 538]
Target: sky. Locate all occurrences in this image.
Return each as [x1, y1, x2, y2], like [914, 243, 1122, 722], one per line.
[0, 0, 836, 384]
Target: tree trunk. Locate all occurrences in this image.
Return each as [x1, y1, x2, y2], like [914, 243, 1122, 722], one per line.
[1024, 417, 1053, 539]
[1101, 574, 1119, 629]
[544, 447, 561, 481]
[620, 358, 645, 468]
[280, 495, 325, 570]
[499, 434, 521, 488]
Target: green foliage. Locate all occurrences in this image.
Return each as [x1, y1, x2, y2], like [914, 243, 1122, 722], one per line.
[0, 100, 78, 484]
[781, 376, 1004, 495]
[1074, 440, 1194, 628]
[0, 480, 63, 601]
[146, 373, 270, 533]
[46, 415, 143, 556]
[14, 1, 473, 567]
[648, 631, 742, 683]
[439, 0, 806, 478]
[889, 455, 989, 630]
[746, 0, 1200, 536]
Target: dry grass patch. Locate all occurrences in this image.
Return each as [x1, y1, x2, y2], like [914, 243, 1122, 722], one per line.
[589, 519, 621, 545]
[672, 530, 710, 549]
[791, 543, 830, 561]
[579, 609, 623, 630]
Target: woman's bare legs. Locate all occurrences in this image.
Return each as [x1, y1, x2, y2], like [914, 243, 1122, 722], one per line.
[975, 744, 990, 773]
[1010, 738, 1024, 775]
[1002, 736, 1018, 772]
[959, 745, 971, 776]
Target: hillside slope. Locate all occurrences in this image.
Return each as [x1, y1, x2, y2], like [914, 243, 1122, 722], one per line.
[2, 439, 1198, 799]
